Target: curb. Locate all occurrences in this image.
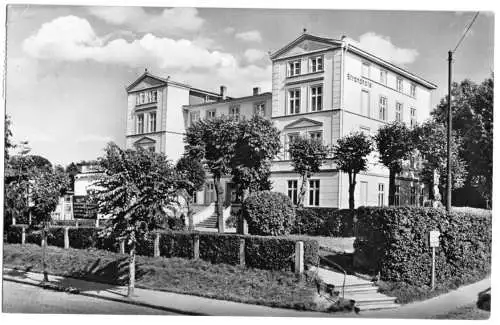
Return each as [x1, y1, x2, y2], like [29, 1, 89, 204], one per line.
[3, 276, 206, 316]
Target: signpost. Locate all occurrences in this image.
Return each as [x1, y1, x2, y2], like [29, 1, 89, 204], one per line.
[429, 230, 441, 291]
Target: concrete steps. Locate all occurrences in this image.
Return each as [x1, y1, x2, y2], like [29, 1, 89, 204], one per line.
[196, 214, 218, 228]
[309, 266, 400, 312]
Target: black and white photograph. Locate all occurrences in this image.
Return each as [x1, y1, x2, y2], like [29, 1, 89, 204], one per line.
[1, 0, 495, 321]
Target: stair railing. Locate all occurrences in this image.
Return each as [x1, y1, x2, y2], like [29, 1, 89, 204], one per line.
[319, 255, 347, 300]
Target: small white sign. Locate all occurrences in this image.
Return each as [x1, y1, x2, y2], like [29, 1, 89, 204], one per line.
[430, 230, 440, 247]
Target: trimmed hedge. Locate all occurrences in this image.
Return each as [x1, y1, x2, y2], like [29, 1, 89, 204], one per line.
[354, 207, 492, 286]
[5, 225, 319, 272]
[291, 208, 355, 237]
[243, 191, 295, 236]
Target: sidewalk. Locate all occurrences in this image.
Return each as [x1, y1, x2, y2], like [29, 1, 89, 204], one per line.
[2, 268, 343, 317]
[360, 277, 491, 319]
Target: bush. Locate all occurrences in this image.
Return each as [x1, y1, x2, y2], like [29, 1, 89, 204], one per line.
[291, 208, 354, 237]
[199, 232, 241, 265]
[47, 227, 65, 247]
[225, 213, 238, 229]
[159, 231, 194, 258]
[5, 225, 24, 244]
[68, 227, 98, 249]
[242, 191, 295, 236]
[354, 207, 491, 286]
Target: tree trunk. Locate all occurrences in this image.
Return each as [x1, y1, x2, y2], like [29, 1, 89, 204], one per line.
[214, 175, 224, 233]
[348, 172, 357, 210]
[128, 243, 136, 297]
[297, 175, 308, 208]
[388, 169, 396, 206]
[42, 224, 48, 282]
[186, 195, 194, 231]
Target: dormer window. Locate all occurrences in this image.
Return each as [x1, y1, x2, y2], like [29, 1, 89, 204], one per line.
[396, 78, 404, 92]
[288, 60, 301, 77]
[310, 56, 323, 73]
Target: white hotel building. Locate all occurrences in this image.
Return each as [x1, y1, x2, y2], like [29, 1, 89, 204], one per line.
[125, 33, 437, 210]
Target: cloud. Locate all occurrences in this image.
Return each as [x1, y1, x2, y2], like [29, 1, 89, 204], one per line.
[223, 27, 235, 34]
[235, 30, 262, 42]
[357, 32, 419, 65]
[244, 49, 267, 63]
[88, 7, 204, 35]
[76, 134, 113, 143]
[23, 15, 271, 96]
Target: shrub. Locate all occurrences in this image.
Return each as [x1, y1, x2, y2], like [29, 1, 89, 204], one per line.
[159, 231, 194, 258]
[353, 207, 491, 286]
[47, 227, 65, 247]
[225, 213, 238, 229]
[242, 191, 295, 236]
[5, 225, 24, 244]
[291, 208, 355, 237]
[199, 232, 241, 265]
[68, 227, 98, 249]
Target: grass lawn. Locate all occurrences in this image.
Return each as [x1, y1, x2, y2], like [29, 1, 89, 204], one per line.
[432, 304, 490, 320]
[3, 244, 325, 312]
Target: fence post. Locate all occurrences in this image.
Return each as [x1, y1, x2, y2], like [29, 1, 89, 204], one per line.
[95, 218, 99, 228]
[239, 238, 245, 267]
[193, 235, 200, 259]
[21, 227, 26, 245]
[154, 232, 160, 257]
[12, 215, 16, 226]
[64, 227, 69, 249]
[295, 241, 304, 274]
[120, 240, 125, 254]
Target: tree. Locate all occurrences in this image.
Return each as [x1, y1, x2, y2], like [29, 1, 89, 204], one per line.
[413, 121, 468, 203]
[288, 136, 329, 208]
[91, 143, 179, 296]
[65, 162, 80, 191]
[374, 122, 415, 206]
[9, 154, 52, 172]
[175, 156, 206, 230]
[231, 115, 281, 201]
[332, 132, 373, 209]
[185, 117, 239, 233]
[5, 115, 15, 162]
[29, 167, 69, 281]
[432, 77, 493, 206]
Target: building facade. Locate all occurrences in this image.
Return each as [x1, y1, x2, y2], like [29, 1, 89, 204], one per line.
[125, 33, 437, 209]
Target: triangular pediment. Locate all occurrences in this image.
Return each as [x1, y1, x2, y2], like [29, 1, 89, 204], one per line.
[134, 136, 156, 145]
[284, 118, 323, 129]
[271, 34, 340, 60]
[127, 73, 167, 92]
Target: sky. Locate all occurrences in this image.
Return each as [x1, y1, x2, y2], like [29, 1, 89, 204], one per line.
[5, 4, 494, 166]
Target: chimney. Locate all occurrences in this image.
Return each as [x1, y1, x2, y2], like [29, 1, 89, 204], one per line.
[253, 87, 261, 96]
[220, 85, 227, 100]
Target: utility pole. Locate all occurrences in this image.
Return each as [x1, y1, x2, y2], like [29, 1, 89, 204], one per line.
[446, 50, 453, 212]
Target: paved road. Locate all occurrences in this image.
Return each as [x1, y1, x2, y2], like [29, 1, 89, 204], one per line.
[3, 281, 178, 315]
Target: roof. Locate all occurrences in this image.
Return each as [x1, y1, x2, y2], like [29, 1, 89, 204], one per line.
[184, 92, 272, 109]
[270, 33, 437, 90]
[126, 71, 223, 97]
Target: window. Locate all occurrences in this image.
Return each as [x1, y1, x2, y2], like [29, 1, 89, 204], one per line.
[254, 103, 266, 116]
[410, 107, 417, 127]
[207, 110, 216, 120]
[288, 180, 298, 205]
[190, 111, 200, 124]
[419, 187, 425, 206]
[410, 186, 417, 206]
[378, 183, 385, 207]
[362, 62, 370, 78]
[148, 146, 155, 153]
[394, 185, 400, 206]
[309, 131, 322, 142]
[410, 84, 417, 97]
[310, 56, 323, 73]
[149, 112, 156, 132]
[206, 183, 216, 202]
[395, 102, 403, 122]
[379, 96, 387, 121]
[311, 85, 323, 111]
[309, 180, 320, 206]
[230, 105, 240, 121]
[380, 70, 387, 85]
[136, 90, 158, 105]
[396, 78, 403, 92]
[359, 181, 368, 206]
[361, 90, 370, 116]
[289, 89, 301, 114]
[136, 114, 144, 134]
[285, 133, 299, 160]
[288, 60, 301, 77]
